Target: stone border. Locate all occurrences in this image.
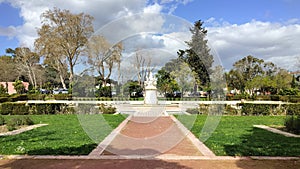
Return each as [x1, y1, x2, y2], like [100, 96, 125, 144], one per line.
[1, 155, 299, 161]
[0, 124, 48, 136]
[254, 125, 300, 138]
[88, 115, 132, 156]
[169, 115, 216, 157]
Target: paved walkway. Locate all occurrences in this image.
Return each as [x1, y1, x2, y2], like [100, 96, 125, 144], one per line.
[89, 115, 214, 158]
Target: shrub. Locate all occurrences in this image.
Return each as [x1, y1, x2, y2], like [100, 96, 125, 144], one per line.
[0, 116, 5, 125]
[9, 94, 28, 102]
[27, 94, 46, 100]
[6, 116, 34, 131]
[288, 96, 300, 103]
[285, 115, 300, 134]
[54, 94, 72, 100]
[29, 103, 67, 114]
[224, 105, 239, 115]
[186, 108, 201, 114]
[0, 97, 9, 103]
[0, 103, 29, 115]
[241, 104, 278, 116]
[99, 103, 116, 114]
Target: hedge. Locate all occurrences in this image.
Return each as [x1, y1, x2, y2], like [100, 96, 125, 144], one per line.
[284, 104, 300, 134]
[54, 94, 72, 100]
[27, 94, 46, 100]
[240, 103, 286, 116]
[0, 103, 73, 115]
[0, 103, 29, 115]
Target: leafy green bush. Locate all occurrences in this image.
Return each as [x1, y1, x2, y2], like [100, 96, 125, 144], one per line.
[99, 104, 116, 114]
[255, 95, 271, 101]
[54, 94, 72, 100]
[186, 108, 201, 114]
[27, 94, 46, 100]
[0, 103, 29, 115]
[285, 115, 300, 134]
[0, 116, 5, 125]
[29, 103, 68, 114]
[6, 116, 34, 131]
[241, 104, 279, 116]
[0, 97, 9, 103]
[9, 94, 28, 102]
[224, 105, 239, 115]
[288, 96, 300, 103]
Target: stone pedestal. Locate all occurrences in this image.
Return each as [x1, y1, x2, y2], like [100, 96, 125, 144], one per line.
[144, 87, 158, 105]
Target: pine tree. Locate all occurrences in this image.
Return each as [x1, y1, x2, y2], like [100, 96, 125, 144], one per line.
[178, 20, 213, 87]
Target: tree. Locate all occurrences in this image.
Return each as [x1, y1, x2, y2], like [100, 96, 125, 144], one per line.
[156, 69, 179, 97]
[13, 47, 40, 89]
[13, 80, 25, 94]
[170, 61, 195, 98]
[86, 35, 122, 88]
[178, 20, 214, 87]
[0, 55, 19, 82]
[0, 84, 7, 95]
[35, 8, 94, 89]
[133, 51, 153, 89]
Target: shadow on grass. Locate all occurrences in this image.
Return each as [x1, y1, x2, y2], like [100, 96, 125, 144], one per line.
[224, 128, 300, 156]
[27, 143, 97, 155]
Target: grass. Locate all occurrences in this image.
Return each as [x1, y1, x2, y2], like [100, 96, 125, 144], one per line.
[0, 114, 126, 155]
[177, 115, 300, 156]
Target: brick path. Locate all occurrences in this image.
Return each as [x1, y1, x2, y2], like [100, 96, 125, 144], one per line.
[89, 115, 213, 158]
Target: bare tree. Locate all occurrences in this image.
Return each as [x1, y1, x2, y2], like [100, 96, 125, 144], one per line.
[35, 8, 94, 89]
[134, 51, 153, 89]
[86, 35, 122, 87]
[14, 47, 40, 89]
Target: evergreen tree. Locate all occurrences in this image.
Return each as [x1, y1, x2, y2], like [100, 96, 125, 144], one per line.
[178, 20, 213, 87]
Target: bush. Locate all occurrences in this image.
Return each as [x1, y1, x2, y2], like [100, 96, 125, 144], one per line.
[6, 116, 34, 131]
[29, 103, 67, 114]
[241, 104, 278, 116]
[54, 94, 72, 100]
[27, 94, 46, 100]
[285, 115, 300, 134]
[0, 103, 29, 115]
[0, 116, 5, 125]
[0, 97, 9, 103]
[99, 104, 116, 114]
[288, 96, 300, 103]
[186, 108, 201, 114]
[224, 105, 239, 115]
[9, 94, 28, 102]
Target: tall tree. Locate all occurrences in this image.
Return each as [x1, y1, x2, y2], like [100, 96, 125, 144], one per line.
[133, 51, 153, 89]
[156, 69, 179, 97]
[178, 20, 214, 87]
[35, 8, 94, 89]
[13, 47, 40, 89]
[0, 55, 19, 82]
[85, 35, 122, 87]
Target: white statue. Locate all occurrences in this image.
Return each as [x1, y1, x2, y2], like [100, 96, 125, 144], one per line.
[145, 72, 157, 87]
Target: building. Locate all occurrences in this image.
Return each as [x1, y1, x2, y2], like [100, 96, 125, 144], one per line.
[0, 82, 29, 95]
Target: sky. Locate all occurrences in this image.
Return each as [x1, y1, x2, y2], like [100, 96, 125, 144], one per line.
[0, 0, 300, 74]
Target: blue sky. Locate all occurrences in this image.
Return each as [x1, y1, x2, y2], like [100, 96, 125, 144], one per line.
[0, 0, 299, 71]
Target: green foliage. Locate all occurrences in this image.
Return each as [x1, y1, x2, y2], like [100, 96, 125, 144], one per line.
[0, 97, 9, 103]
[178, 20, 213, 87]
[54, 94, 72, 100]
[0, 116, 5, 125]
[279, 88, 300, 95]
[0, 84, 7, 95]
[13, 80, 26, 94]
[285, 115, 300, 134]
[0, 115, 125, 155]
[156, 69, 179, 96]
[99, 103, 116, 114]
[96, 86, 112, 98]
[9, 94, 28, 102]
[29, 103, 69, 114]
[0, 103, 29, 115]
[27, 94, 46, 100]
[186, 108, 201, 114]
[6, 116, 34, 131]
[241, 103, 281, 116]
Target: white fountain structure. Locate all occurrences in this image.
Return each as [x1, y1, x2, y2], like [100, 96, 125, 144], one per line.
[144, 72, 158, 105]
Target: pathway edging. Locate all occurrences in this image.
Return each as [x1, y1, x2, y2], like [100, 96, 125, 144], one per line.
[254, 125, 300, 138]
[0, 124, 48, 136]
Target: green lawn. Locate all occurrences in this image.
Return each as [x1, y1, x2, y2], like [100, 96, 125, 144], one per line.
[177, 115, 300, 156]
[0, 114, 125, 155]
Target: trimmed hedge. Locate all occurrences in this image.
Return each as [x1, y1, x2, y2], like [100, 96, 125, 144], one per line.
[240, 103, 286, 116]
[54, 94, 72, 100]
[99, 103, 116, 114]
[0, 103, 29, 115]
[0, 103, 73, 115]
[27, 94, 46, 100]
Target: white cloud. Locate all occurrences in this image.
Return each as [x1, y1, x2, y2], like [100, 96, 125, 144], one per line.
[207, 20, 300, 71]
[143, 3, 162, 13]
[0, 26, 16, 37]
